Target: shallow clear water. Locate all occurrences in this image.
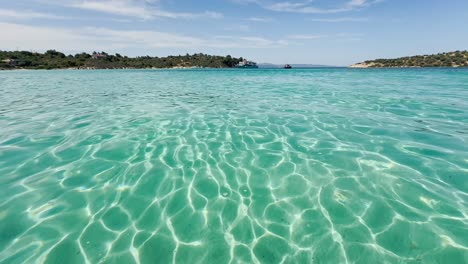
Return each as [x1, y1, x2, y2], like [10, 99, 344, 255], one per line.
[0, 68, 467, 263]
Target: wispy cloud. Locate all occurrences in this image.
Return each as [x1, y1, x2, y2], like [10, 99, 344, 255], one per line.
[235, 0, 381, 14]
[224, 24, 251, 32]
[308, 17, 369, 22]
[70, 0, 153, 19]
[239, 36, 288, 47]
[348, 0, 372, 7]
[45, 0, 223, 20]
[0, 8, 67, 20]
[0, 22, 287, 52]
[287, 33, 364, 41]
[287, 34, 326, 40]
[247, 17, 273, 22]
[230, 0, 262, 5]
[211, 36, 288, 48]
[334, 32, 364, 41]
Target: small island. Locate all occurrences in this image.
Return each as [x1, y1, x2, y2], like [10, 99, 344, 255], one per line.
[0, 50, 245, 70]
[350, 50, 468, 68]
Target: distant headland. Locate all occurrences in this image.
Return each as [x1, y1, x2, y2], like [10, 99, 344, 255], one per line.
[0, 50, 244, 70]
[350, 50, 468, 68]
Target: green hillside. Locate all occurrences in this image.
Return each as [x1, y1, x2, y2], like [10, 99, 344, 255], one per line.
[352, 50, 468, 68]
[0, 50, 243, 70]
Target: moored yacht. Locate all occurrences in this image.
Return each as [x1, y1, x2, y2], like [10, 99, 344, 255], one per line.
[236, 59, 258, 68]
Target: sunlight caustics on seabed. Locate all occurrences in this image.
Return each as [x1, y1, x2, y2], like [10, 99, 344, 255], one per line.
[0, 68, 467, 263]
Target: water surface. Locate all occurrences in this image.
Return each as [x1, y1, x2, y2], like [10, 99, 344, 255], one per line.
[0, 68, 467, 263]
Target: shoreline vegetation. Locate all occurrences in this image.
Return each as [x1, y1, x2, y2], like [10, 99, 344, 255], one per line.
[350, 50, 468, 68]
[0, 50, 243, 70]
[3, 49, 468, 70]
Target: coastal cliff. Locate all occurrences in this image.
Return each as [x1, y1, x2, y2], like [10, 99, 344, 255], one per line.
[350, 50, 468, 68]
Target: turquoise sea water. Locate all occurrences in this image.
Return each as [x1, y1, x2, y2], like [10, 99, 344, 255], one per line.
[0, 68, 467, 263]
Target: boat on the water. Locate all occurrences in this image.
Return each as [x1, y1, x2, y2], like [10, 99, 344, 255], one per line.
[236, 59, 258, 68]
[284, 64, 292, 69]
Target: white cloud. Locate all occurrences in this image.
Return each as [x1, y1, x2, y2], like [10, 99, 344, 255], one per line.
[240, 36, 282, 46]
[0, 22, 101, 52]
[224, 24, 251, 32]
[267, 1, 316, 12]
[348, 0, 369, 7]
[70, 0, 154, 19]
[0, 22, 287, 53]
[0, 8, 66, 20]
[308, 17, 368, 22]
[46, 0, 223, 20]
[287, 34, 326, 40]
[85, 26, 205, 48]
[212, 35, 288, 48]
[287, 33, 364, 41]
[266, 2, 345, 14]
[236, 0, 381, 14]
[230, 0, 262, 5]
[247, 17, 273, 22]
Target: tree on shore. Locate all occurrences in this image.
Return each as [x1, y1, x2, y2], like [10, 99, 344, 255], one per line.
[359, 50, 468, 68]
[0, 50, 244, 70]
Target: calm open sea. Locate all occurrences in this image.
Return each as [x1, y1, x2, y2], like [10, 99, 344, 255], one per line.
[0, 68, 467, 263]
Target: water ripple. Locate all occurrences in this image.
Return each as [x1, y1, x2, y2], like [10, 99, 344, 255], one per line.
[0, 68, 467, 263]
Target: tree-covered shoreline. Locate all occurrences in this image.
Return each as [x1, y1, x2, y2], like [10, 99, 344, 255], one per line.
[351, 50, 468, 68]
[0, 50, 244, 70]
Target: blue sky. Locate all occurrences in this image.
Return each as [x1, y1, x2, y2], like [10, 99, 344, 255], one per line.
[1, 0, 467, 65]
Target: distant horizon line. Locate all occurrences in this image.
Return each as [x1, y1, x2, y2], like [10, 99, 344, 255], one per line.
[2, 49, 467, 68]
